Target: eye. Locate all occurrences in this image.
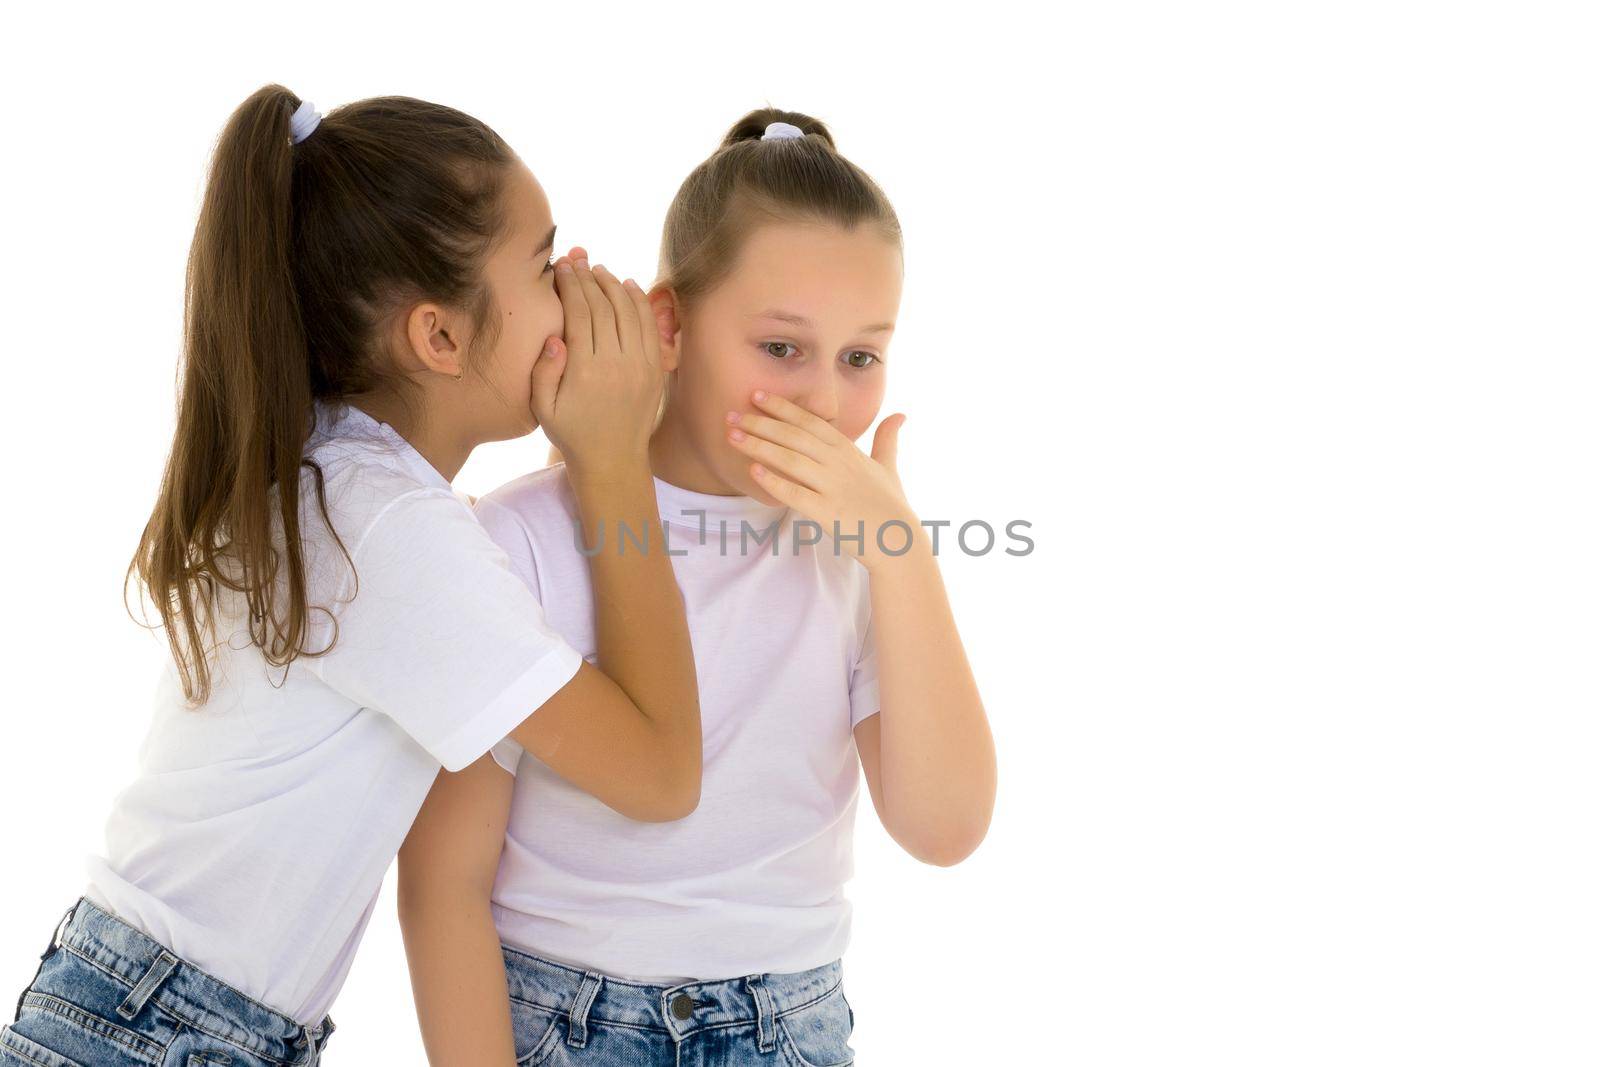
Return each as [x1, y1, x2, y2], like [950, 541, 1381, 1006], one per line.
[761, 341, 798, 359]
[541, 256, 556, 276]
[843, 350, 880, 369]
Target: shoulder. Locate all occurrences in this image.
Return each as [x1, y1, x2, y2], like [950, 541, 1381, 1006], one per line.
[314, 464, 464, 548]
[475, 463, 578, 537]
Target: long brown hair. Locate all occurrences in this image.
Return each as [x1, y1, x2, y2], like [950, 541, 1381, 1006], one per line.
[130, 84, 516, 705]
[657, 107, 902, 307]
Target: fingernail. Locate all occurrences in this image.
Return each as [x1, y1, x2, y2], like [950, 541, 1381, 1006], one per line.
[752, 464, 766, 478]
[592, 263, 607, 274]
[557, 261, 574, 274]
[725, 411, 740, 424]
[543, 339, 559, 357]
[753, 390, 767, 402]
[624, 278, 640, 291]
[729, 428, 746, 442]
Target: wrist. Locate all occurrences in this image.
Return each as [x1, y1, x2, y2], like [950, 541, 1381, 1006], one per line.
[563, 450, 654, 492]
[859, 518, 934, 573]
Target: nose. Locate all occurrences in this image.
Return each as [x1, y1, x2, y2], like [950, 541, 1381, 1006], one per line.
[796, 361, 841, 424]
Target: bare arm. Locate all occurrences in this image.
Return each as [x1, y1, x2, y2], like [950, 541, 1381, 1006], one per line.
[852, 537, 996, 866]
[505, 464, 700, 821]
[723, 390, 995, 866]
[401, 254, 700, 1060]
[398, 755, 517, 1067]
[498, 252, 701, 823]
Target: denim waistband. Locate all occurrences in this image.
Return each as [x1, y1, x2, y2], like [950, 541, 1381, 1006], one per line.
[500, 942, 842, 1039]
[54, 898, 333, 1065]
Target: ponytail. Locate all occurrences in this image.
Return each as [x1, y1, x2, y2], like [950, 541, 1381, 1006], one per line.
[129, 85, 516, 705]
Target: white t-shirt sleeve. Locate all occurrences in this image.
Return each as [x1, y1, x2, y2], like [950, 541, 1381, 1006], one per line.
[849, 606, 881, 728]
[489, 736, 524, 775]
[309, 487, 583, 772]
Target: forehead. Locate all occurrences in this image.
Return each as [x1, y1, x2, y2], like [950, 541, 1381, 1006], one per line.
[501, 161, 553, 236]
[717, 221, 903, 321]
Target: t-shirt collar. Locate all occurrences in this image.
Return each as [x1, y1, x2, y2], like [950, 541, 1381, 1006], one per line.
[309, 398, 454, 493]
[651, 474, 789, 530]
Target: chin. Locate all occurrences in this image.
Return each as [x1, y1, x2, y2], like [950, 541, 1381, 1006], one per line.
[491, 411, 538, 445]
[711, 450, 783, 504]
[713, 463, 759, 502]
[744, 477, 785, 507]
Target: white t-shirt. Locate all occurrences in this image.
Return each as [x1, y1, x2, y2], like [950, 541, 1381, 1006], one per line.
[477, 465, 880, 983]
[84, 400, 584, 1024]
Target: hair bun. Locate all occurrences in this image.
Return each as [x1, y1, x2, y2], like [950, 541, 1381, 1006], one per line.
[719, 108, 837, 150]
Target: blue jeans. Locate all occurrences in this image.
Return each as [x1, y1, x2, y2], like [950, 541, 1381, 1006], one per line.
[2, 898, 334, 1066]
[502, 944, 856, 1066]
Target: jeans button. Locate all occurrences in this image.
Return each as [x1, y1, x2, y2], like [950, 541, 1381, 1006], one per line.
[670, 993, 695, 1020]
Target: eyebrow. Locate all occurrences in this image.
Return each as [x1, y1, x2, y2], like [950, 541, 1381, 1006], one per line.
[750, 309, 895, 335]
[534, 225, 557, 258]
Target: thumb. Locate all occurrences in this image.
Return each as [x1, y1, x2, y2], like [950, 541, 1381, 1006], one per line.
[871, 413, 906, 472]
[528, 336, 566, 425]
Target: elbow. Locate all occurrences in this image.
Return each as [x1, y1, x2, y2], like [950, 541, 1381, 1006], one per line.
[601, 712, 703, 823]
[666, 763, 703, 820]
[640, 792, 700, 824]
[635, 767, 701, 823]
[909, 749, 998, 867]
[895, 814, 992, 868]
[909, 831, 987, 868]
[617, 793, 698, 824]
[644, 721, 703, 822]
[615, 753, 702, 823]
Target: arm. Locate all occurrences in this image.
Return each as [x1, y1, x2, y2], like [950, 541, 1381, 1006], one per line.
[400, 257, 697, 1061]
[397, 754, 517, 1067]
[504, 463, 700, 821]
[726, 391, 996, 866]
[852, 544, 996, 866]
[505, 252, 701, 822]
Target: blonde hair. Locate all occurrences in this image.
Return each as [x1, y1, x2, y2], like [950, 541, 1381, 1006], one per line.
[656, 107, 901, 308]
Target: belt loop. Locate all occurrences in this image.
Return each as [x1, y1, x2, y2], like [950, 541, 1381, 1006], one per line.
[566, 971, 603, 1048]
[116, 950, 179, 1021]
[46, 901, 77, 961]
[298, 1015, 334, 1067]
[744, 974, 777, 1053]
[311, 1014, 336, 1065]
[12, 902, 76, 1024]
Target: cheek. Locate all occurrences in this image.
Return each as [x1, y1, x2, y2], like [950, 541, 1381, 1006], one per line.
[837, 376, 887, 442]
[490, 299, 541, 377]
[693, 349, 775, 415]
[509, 290, 562, 364]
[531, 285, 563, 342]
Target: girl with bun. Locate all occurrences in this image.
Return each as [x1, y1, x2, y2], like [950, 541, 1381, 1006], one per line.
[399, 108, 996, 1066]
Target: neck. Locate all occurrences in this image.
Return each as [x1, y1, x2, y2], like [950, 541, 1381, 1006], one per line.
[648, 408, 739, 496]
[347, 391, 472, 483]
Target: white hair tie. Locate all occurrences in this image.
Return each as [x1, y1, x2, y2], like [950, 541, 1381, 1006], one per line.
[289, 100, 322, 145]
[761, 121, 805, 141]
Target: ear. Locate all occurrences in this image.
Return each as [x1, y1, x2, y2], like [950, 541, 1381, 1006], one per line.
[403, 302, 466, 379]
[648, 286, 683, 372]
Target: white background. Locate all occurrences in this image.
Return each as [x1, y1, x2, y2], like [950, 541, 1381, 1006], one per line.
[1, 2, 1595, 1064]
